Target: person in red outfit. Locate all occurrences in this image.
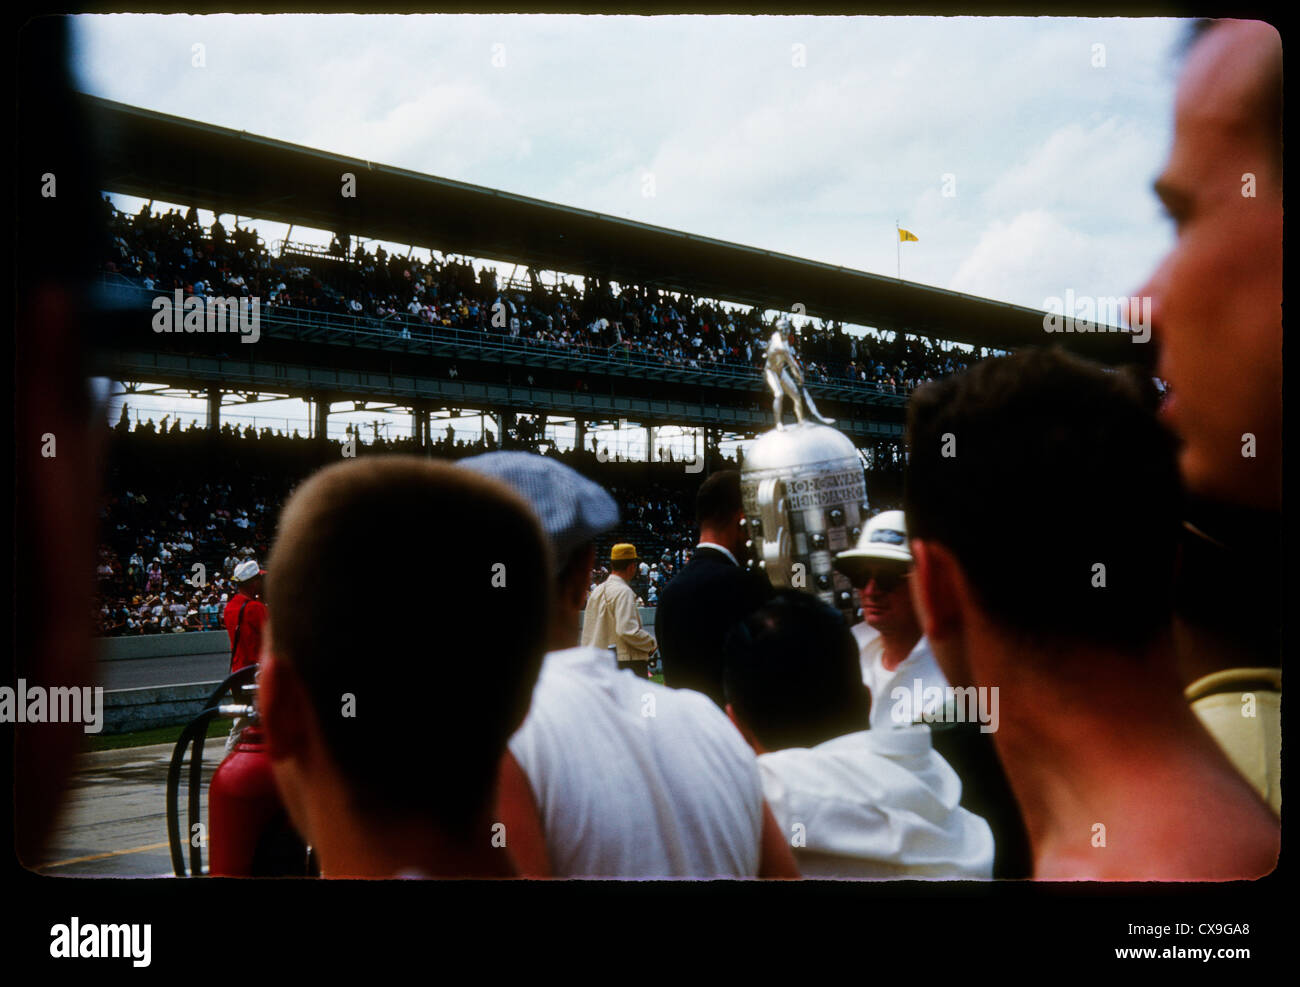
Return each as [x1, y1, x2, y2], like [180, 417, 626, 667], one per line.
[224, 559, 267, 674]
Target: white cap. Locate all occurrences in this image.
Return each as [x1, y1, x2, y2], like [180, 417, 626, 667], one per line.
[835, 510, 911, 568]
[232, 559, 263, 583]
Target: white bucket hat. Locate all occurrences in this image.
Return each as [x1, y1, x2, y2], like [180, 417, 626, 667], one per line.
[834, 510, 912, 569]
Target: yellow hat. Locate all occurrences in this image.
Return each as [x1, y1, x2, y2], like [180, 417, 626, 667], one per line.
[610, 543, 638, 561]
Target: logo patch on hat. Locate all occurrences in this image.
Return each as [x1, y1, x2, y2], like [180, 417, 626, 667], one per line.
[869, 529, 906, 545]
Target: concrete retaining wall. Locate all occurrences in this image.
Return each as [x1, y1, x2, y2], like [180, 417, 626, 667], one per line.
[98, 629, 229, 662]
[99, 609, 658, 662]
[102, 681, 222, 735]
[95, 608, 657, 734]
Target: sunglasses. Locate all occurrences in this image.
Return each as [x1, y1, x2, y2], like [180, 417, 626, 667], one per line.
[848, 567, 910, 592]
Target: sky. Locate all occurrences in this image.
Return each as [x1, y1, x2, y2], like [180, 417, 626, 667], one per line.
[71, 13, 1190, 448]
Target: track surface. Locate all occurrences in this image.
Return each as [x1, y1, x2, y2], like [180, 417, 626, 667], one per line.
[37, 741, 226, 878]
[99, 651, 230, 690]
[32, 652, 240, 878]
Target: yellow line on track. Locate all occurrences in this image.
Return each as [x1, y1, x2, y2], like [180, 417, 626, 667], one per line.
[38, 840, 173, 871]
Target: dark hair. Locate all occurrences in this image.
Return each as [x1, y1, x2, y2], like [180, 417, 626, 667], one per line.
[556, 541, 593, 586]
[723, 589, 869, 751]
[696, 469, 743, 526]
[904, 348, 1182, 650]
[266, 456, 552, 832]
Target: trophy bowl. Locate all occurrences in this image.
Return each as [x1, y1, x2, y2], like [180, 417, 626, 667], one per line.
[741, 420, 868, 620]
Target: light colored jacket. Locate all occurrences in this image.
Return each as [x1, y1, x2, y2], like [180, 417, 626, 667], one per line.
[582, 573, 656, 663]
[759, 727, 994, 879]
[1186, 667, 1281, 816]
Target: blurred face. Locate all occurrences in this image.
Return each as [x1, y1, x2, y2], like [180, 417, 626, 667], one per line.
[851, 562, 919, 638]
[1135, 20, 1282, 510]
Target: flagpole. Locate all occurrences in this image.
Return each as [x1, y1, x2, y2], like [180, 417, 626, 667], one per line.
[896, 220, 900, 279]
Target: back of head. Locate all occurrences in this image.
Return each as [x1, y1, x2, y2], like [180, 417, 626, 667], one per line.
[904, 348, 1181, 651]
[458, 450, 619, 576]
[723, 589, 869, 751]
[696, 469, 743, 526]
[266, 456, 552, 832]
[459, 451, 619, 645]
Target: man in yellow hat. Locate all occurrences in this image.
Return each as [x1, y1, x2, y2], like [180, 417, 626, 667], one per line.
[582, 543, 657, 678]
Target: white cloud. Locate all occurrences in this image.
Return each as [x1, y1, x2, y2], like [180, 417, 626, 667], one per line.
[981, 117, 1171, 232]
[950, 210, 1099, 307]
[72, 13, 1186, 308]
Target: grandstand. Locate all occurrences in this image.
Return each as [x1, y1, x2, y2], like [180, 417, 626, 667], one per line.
[83, 94, 1135, 637]
[94, 423, 715, 637]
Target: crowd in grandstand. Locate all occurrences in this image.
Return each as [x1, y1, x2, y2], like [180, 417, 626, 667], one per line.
[92, 415, 741, 635]
[102, 199, 990, 393]
[95, 414, 280, 636]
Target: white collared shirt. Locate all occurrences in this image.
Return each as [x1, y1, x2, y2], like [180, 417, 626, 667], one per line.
[508, 646, 764, 878]
[695, 542, 738, 566]
[852, 625, 949, 730]
[758, 727, 993, 879]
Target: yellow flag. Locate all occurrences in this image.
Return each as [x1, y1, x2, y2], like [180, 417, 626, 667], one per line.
[899, 228, 919, 242]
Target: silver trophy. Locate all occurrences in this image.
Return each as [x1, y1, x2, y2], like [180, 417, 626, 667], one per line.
[742, 326, 869, 619]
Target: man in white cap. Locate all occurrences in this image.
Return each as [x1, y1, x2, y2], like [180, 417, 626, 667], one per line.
[461, 452, 798, 879]
[224, 558, 267, 675]
[833, 510, 947, 730]
[835, 509, 1033, 878]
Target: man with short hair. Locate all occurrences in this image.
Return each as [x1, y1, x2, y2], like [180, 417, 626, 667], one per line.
[463, 452, 797, 878]
[833, 510, 945, 731]
[224, 559, 267, 675]
[904, 348, 1278, 879]
[656, 469, 771, 706]
[581, 543, 656, 678]
[1134, 18, 1282, 815]
[724, 590, 992, 880]
[259, 457, 552, 878]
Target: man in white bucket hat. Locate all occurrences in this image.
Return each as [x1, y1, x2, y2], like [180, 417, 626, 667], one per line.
[834, 510, 947, 731]
[836, 510, 1035, 878]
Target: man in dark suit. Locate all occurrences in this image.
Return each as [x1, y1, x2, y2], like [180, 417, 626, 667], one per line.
[657, 470, 771, 707]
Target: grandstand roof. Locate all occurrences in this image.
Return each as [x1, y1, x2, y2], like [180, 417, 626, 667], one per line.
[84, 94, 1138, 362]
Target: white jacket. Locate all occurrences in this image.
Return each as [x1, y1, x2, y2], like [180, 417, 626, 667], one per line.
[581, 573, 656, 663]
[759, 726, 994, 879]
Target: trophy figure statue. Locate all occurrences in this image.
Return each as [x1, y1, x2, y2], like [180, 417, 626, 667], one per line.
[742, 326, 868, 620]
[763, 327, 835, 429]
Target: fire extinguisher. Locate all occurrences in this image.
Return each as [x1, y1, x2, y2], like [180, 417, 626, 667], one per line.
[167, 666, 315, 877]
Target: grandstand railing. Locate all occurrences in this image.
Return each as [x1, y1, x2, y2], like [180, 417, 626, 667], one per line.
[109, 216, 267, 254]
[95, 276, 911, 406]
[274, 239, 353, 262]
